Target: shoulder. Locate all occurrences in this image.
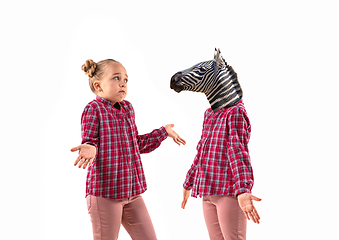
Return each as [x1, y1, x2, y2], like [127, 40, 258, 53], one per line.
[83, 99, 101, 112]
[204, 108, 213, 118]
[225, 102, 250, 127]
[227, 101, 248, 117]
[82, 99, 107, 119]
[120, 100, 133, 109]
[81, 100, 101, 122]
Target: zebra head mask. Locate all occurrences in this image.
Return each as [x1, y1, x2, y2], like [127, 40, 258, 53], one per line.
[170, 48, 243, 113]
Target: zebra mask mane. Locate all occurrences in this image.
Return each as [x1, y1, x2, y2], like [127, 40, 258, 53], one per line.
[170, 48, 243, 113]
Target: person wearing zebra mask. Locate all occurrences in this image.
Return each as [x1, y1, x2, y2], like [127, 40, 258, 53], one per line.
[171, 49, 261, 240]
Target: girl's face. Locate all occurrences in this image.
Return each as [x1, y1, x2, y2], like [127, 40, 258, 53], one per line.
[95, 62, 128, 104]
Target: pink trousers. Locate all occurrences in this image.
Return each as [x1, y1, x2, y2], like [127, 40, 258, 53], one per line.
[202, 195, 247, 240]
[86, 195, 157, 240]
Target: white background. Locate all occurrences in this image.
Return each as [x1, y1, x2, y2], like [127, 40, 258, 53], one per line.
[1, 0, 338, 239]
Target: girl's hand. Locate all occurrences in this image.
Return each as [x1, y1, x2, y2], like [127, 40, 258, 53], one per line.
[164, 124, 186, 146]
[71, 144, 97, 169]
[181, 188, 191, 209]
[237, 193, 262, 224]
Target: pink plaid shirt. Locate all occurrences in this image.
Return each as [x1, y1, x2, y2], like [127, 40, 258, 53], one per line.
[81, 96, 168, 199]
[183, 101, 254, 197]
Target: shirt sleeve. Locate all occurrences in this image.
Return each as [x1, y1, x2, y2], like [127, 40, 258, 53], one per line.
[137, 126, 168, 154]
[227, 108, 254, 196]
[183, 110, 208, 190]
[81, 104, 99, 151]
[183, 137, 202, 190]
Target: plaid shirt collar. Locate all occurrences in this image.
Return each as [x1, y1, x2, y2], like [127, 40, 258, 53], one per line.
[212, 99, 243, 114]
[96, 95, 124, 114]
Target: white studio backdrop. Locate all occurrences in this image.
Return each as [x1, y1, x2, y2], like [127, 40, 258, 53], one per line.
[0, 0, 338, 239]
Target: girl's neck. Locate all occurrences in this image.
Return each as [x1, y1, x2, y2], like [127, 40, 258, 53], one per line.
[113, 102, 121, 110]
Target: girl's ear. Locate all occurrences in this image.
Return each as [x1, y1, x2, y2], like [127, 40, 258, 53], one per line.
[93, 81, 102, 92]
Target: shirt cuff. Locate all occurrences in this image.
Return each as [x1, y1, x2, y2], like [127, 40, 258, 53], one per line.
[235, 182, 252, 196]
[183, 182, 192, 191]
[158, 126, 168, 141]
[235, 188, 251, 196]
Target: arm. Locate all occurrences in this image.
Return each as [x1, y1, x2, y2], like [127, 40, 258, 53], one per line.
[181, 129, 204, 209]
[227, 108, 261, 223]
[227, 108, 253, 196]
[137, 126, 168, 154]
[182, 111, 209, 209]
[183, 144, 201, 191]
[81, 105, 99, 149]
[137, 124, 186, 154]
[71, 105, 99, 169]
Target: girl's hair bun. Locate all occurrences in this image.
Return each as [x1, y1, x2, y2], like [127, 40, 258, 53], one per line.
[81, 59, 97, 78]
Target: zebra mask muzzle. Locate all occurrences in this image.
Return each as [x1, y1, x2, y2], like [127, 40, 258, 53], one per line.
[170, 72, 184, 93]
[170, 48, 243, 113]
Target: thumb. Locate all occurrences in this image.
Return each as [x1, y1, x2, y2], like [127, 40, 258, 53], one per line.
[251, 195, 262, 202]
[70, 146, 81, 152]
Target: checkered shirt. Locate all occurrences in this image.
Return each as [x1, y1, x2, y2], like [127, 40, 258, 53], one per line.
[81, 96, 168, 199]
[183, 101, 254, 197]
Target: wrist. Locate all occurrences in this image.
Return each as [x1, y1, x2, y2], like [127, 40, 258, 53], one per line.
[163, 125, 169, 133]
[85, 143, 95, 147]
[83, 142, 97, 149]
[161, 126, 169, 137]
[237, 192, 249, 198]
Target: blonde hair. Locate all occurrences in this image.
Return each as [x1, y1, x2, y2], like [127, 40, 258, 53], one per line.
[81, 59, 120, 93]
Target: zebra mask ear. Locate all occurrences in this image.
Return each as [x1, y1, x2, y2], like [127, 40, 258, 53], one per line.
[214, 48, 227, 69]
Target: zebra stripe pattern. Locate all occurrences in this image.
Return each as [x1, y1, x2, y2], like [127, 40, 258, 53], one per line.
[170, 48, 243, 112]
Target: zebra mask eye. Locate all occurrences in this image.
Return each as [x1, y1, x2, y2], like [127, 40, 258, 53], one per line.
[199, 66, 207, 72]
[170, 48, 243, 113]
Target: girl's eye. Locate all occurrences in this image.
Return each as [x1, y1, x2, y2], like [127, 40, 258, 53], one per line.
[124, 79, 128, 83]
[113, 77, 119, 80]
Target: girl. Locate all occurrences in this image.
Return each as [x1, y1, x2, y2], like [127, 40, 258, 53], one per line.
[71, 59, 186, 240]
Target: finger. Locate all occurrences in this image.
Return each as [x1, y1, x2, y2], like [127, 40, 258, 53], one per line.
[172, 134, 185, 145]
[77, 158, 83, 168]
[244, 211, 250, 220]
[252, 206, 260, 220]
[251, 208, 260, 224]
[82, 159, 89, 169]
[70, 146, 81, 152]
[252, 212, 260, 224]
[89, 158, 95, 165]
[178, 137, 186, 145]
[74, 155, 82, 166]
[174, 138, 181, 146]
[78, 158, 85, 168]
[181, 199, 187, 209]
[249, 211, 258, 223]
[253, 213, 260, 224]
[81, 159, 89, 169]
